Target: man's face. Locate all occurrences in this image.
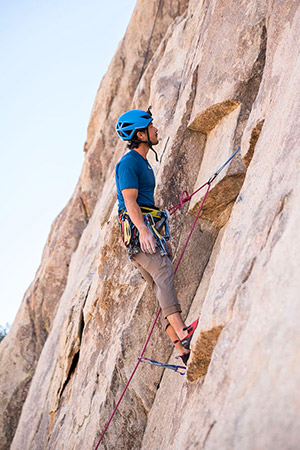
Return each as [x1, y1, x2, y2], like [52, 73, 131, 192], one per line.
[137, 122, 159, 145]
[148, 122, 159, 145]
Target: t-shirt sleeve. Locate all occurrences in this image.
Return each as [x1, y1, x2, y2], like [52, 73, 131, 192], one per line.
[118, 159, 139, 191]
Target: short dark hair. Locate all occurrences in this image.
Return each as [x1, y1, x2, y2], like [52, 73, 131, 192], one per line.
[127, 129, 146, 149]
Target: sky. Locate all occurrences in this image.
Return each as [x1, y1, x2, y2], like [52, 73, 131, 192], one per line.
[0, 0, 137, 327]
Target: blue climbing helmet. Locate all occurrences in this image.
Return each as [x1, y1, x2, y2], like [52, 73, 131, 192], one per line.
[115, 106, 159, 162]
[116, 107, 153, 141]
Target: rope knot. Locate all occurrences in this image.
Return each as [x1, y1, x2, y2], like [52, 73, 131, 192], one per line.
[180, 190, 191, 207]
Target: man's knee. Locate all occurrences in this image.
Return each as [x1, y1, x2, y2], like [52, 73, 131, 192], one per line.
[160, 304, 182, 330]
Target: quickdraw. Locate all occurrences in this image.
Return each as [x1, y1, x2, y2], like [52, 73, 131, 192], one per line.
[138, 356, 186, 375]
[119, 206, 170, 257]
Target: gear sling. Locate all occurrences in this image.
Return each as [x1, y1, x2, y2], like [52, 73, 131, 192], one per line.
[118, 206, 170, 257]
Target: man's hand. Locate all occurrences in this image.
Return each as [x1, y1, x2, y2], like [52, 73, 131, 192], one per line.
[122, 188, 156, 254]
[138, 223, 156, 254]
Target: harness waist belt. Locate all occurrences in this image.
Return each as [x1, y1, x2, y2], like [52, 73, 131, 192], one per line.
[118, 206, 170, 257]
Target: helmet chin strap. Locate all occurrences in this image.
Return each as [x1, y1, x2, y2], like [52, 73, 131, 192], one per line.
[130, 127, 159, 162]
[146, 127, 159, 162]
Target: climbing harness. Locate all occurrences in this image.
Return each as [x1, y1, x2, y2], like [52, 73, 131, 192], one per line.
[138, 356, 186, 375]
[94, 146, 241, 450]
[119, 206, 170, 257]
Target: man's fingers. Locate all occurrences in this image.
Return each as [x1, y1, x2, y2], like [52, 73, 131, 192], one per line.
[141, 237, 156, 254]
[150, 237, 156, 253]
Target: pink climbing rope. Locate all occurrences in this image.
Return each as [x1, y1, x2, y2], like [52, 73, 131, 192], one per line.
[169, 181, 209, 216]
[94, 146, 240, 449]
[172, 183, 211, 272]
[94, 306, 162, 450]
[94, 183, 211, 450]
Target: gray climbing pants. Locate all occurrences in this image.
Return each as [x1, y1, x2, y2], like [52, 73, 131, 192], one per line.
[132, 250, 181, 329]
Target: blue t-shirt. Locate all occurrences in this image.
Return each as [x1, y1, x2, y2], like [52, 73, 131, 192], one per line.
[115, 150, 155, 211]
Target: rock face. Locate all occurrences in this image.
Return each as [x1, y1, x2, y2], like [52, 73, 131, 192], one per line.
[1, 0, 300, 449]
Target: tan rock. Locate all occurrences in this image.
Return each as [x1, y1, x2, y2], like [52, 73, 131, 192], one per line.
[142, 2, 300, 450]
[0, 1, 189, 447]
[188, 103, 246, 228]
[0, 193, 87, 449]
[2, 0, 300, 449]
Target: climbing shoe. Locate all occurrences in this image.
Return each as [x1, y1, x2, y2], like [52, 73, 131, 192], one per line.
[180, 351, 190, 366]
[175, 351, 190, 366]
[180, 318, 199, 351]
[173, 339, 191, 366]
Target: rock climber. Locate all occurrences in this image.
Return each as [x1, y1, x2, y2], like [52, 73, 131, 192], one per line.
[115, 107, 198, 365]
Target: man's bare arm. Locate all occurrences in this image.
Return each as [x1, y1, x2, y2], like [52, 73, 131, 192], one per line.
[122, 188, 156, 254]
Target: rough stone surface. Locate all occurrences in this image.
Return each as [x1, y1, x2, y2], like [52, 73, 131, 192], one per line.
[1, 0, 300, 449]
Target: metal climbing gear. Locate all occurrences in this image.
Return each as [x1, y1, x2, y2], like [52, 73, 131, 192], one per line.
[118, 206, 170, 257]
[138, 356, 186, 375]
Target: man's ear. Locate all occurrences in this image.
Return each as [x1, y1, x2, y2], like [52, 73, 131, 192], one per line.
[136, 130, 145, 141]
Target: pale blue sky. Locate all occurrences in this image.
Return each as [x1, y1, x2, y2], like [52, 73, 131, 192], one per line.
[0, 0, 137, 326]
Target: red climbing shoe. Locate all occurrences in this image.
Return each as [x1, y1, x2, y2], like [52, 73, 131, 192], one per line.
[180, 351, 190, 365]
[175, 351, 190, 366]
[180, 318, 199, 351]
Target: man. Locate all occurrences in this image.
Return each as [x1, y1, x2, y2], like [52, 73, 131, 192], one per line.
[115, 107, 198, 365]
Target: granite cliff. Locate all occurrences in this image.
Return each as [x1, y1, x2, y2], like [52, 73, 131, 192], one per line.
[1, 0, 300, 448]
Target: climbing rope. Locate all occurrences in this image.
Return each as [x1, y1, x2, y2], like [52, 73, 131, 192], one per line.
[94, 146, 241, 449]
[168, 145, 241, 215]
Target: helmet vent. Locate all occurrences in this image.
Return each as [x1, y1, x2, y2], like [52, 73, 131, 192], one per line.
[115, 109, 153, 141]
[123, 129, 133, 136]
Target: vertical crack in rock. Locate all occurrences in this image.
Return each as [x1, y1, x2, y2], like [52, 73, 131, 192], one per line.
[56, 282, 90, 408]
[3, 376, 32, 450]
[243, 119, 265, 168]
[187, 103, 246, 230]
[158, 65, 203, 211]
[31, 410, 45, 449]
[260, 192, 291, 254]
[203, 420, 217, 448]
[188, 24, 267, 229]
[241, 257, 257, 285]
[159, 136, 170, 163]
[187, 325, 224, 382]
[234, 23, 267, 148]
[77, 188, 91, 223]
[227, 256, 257, 316]
[24, 296, 38, 367]
[137, 0, 163, 84]
[58, 310, 84, 403]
